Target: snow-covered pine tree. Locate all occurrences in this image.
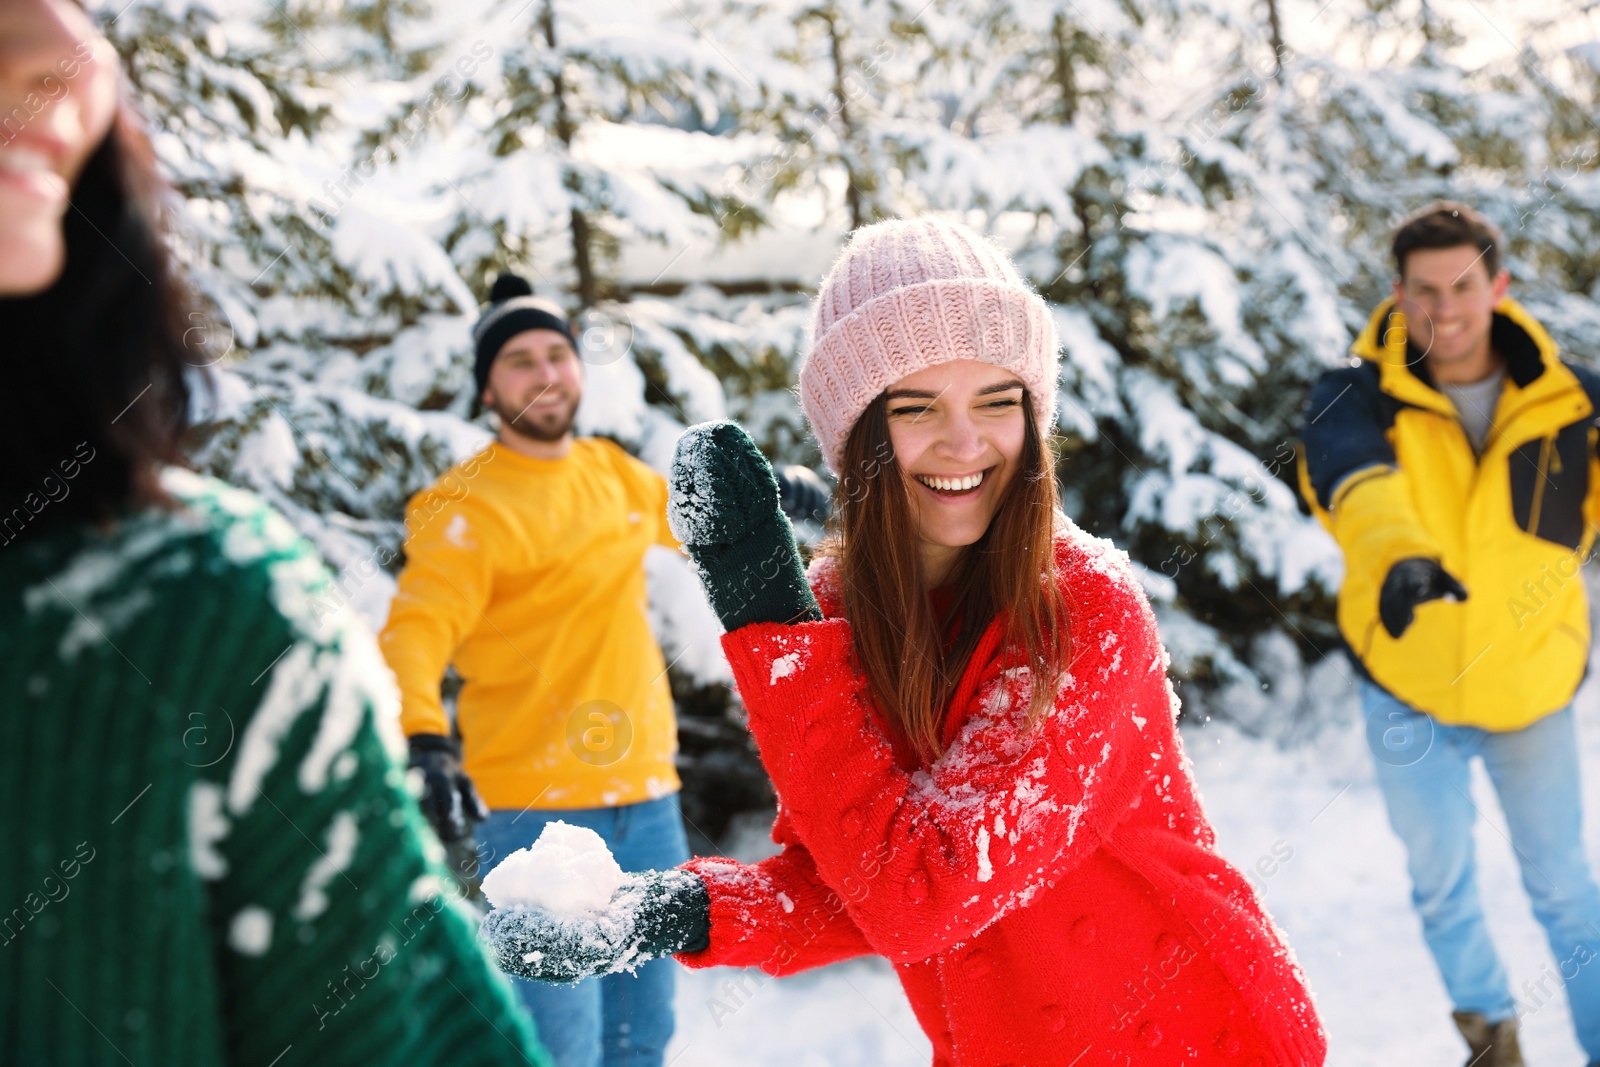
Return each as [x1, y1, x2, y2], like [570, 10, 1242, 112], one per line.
[1037, 3, 1355, 741]
[101, 0, 500, 627]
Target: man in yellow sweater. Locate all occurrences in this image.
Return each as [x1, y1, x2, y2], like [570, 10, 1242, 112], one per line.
[380, 273, 690, 1067]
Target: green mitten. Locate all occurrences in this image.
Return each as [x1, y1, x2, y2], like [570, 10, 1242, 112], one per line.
[668, 420, 822, 631]
[480, 869, 711, 983]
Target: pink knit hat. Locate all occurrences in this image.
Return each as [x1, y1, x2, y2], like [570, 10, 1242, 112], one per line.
[798, 216, 1060, 476]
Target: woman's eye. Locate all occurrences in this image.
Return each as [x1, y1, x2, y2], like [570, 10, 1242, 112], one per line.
[984, 399, 1020, 409]
[889, 406, 929, 417]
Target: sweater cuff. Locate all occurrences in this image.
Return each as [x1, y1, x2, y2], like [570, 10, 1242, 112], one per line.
[671, 856, 785, 972]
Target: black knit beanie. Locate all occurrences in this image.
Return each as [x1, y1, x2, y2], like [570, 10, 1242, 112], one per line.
[472, 273, 579, 396]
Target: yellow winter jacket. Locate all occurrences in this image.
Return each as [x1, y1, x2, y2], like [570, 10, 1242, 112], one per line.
[380, 438, 684, 809]
[1300, 297, 1600, 731]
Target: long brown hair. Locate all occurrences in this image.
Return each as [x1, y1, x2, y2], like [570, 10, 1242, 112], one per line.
[815, 387, 1071, 762]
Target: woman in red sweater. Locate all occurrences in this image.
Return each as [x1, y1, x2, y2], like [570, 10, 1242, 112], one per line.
[481, 217, 1327, 1066]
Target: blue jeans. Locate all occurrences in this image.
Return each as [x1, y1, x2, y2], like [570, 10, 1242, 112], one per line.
[1361, 679, 1600, 1056]
[477, 795, 691, 1067]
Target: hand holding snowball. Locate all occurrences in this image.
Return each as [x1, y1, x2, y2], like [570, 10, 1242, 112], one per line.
[479, 822, 711, 983]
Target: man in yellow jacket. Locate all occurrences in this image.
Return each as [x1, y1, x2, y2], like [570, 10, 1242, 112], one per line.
[1301, 202, 1600, 1067]
[382, 274, 688, 1067]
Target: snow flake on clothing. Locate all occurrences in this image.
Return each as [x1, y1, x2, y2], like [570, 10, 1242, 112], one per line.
[664, 427, 723, 544]
[769, 652, 801, 683]
[975, 824, 993, 882]
[443, 512, 474, 548]
[294, 811, 359, 921]
[298, 629, 398, 791]
[758, 631, 814, 683]
[188, 781, 230, 880]
[228, 642, 322, 815]
[228, 905, 274, 956]
[667, 421, 782, 547]
[408, 873, 451, 906]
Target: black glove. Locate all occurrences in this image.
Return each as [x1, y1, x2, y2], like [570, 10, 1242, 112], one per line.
[1379, 557, 1468, 639]
[668, 420, 823, 631]
[480, 868, 712, 983]
[407, 733, 489, 844]
[774, 464, 832, 525]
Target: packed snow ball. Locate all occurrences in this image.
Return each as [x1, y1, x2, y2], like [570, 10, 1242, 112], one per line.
[482, 821, 626, 913]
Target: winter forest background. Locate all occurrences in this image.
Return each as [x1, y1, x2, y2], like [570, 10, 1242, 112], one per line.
[99, 0, 1600, 1059]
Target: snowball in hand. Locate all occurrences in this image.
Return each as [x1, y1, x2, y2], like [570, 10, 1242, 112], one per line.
[482, 821, 626, 913]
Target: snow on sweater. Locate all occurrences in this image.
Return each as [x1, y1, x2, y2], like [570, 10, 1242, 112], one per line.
[675, 517, 1326, 1067]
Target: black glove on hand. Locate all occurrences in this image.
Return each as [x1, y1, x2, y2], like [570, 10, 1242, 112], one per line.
[407, 733, 489, 844]
[1379, 557, 1468, 639]
[775, 464, 832, 525]
[480, 869, 712, 983]
[669, 420, 823, 631]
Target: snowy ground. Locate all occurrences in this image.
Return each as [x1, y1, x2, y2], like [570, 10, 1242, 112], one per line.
[665, 661, 1600, 1066]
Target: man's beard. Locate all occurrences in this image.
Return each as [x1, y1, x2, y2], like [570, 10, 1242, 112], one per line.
[493, 390, 580, 442]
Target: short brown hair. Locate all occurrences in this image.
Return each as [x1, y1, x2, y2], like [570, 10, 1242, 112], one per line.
[1391, 200, 1503, 280]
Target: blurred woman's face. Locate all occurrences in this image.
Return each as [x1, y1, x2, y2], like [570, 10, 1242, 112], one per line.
[0, 0, 118, 295]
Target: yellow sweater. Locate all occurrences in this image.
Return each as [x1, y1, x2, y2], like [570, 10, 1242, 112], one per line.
[380, 438, 684, 810]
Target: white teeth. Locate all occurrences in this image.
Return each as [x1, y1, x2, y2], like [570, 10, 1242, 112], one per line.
[0, 148, 53, 174]
[917, 471, 984, 492]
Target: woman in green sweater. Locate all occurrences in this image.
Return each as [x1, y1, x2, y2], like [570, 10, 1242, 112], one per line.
[0, 3, 552, 1065]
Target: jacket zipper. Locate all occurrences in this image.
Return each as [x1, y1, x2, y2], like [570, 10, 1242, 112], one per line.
[1528, 435, 1553, 535]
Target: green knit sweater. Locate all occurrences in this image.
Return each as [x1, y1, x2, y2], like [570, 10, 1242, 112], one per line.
[0, 468, 552, 1067]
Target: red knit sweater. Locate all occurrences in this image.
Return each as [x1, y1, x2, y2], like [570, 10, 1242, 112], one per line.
[675, 519, 1327, 1067]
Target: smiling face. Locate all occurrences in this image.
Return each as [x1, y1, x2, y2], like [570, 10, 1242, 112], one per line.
[481, 328, 584, 455]
[883, 359, 1029, 586]
[1392, 244, 1510, 384]
[0, 0, 119, 295]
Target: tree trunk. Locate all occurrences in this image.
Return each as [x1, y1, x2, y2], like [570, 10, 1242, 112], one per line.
[1072, 191, 1093, 280]
[824, 8, 866, 230]
[540, 0, 598, 308]
[1052, 11, 1078, 125]
[1264, 0, 1286, 86]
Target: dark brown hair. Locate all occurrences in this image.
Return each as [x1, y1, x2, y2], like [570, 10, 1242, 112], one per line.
[0, 104, 197, 543]
[815, 389, 1070, 762]
[1392, 200, 1503, 281]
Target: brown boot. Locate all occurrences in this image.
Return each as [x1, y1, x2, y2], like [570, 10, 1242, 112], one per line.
[1452, 1011, 1525, 1067]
